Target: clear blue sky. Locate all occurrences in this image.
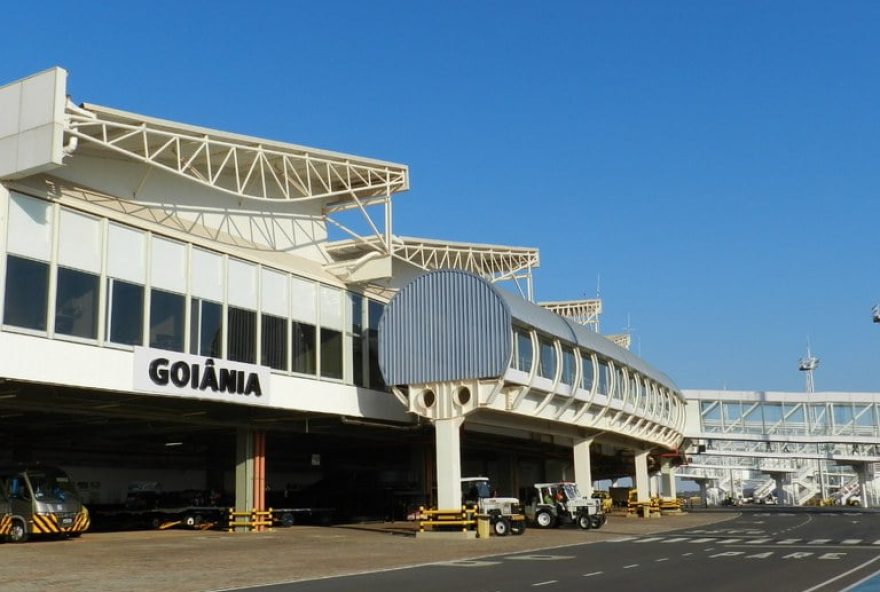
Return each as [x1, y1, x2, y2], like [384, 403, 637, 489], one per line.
[4, 2, 879, 392]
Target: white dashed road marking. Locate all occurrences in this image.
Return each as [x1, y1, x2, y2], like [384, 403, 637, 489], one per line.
[583, 572, 603, 577]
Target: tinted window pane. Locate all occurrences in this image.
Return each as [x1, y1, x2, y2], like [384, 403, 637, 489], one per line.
[320, 328, 343, 379]
[538, 339, 555, 379]
[150, 289, 185, 352]
[108, 279, 144, 345]
[261, 314, 287, 370]
[55, 267, 98, 339]
[193, 299, 223, 357]
[581, 355, 594, 391]
[3, 256, 49, 331]
[351, 294, 364, 386]
[228, 307, 256, 363]
[516, 330, 532, 371]
[367, 300, 385, 390]
[292, 321, 316, 374]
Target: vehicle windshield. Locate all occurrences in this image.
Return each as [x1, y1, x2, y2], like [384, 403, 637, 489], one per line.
[463, 480, 492, 499]
[27, 469, 80, 503]
[563, 484, 580, 499]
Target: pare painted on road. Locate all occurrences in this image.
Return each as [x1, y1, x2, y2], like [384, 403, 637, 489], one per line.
[708, 551, 846, 560]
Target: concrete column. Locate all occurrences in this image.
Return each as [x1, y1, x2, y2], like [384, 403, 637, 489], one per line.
[435, 417, 465, 509]
[235, 429, 267, 530]
[660, 460, 677, 498]
[634, 450, 650, 503]
[773, 474, 793, 505]
[235, 428, 255, 515]
[573, 437, 593, 497]
[698, 481, 708, 506]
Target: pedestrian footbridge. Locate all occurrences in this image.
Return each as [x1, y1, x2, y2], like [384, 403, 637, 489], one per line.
[680, 390, 880, 507]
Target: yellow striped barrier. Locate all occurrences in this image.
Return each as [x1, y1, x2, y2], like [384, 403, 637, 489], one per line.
[417, 506, 476, 533]
[228, 508, 274, 532]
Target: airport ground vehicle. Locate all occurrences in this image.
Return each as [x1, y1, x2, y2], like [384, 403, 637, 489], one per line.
[526, 482, 606, 529]
[0, 465, 90, 542]
[461, 477, 526, 536]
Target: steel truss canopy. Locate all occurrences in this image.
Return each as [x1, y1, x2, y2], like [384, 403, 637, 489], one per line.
[538, 299, 602, 332]
[64, 101, 409, 209]
[326, 234, 540, 287]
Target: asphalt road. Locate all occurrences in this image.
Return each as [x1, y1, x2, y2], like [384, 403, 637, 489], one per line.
[229, 508, 880, 592]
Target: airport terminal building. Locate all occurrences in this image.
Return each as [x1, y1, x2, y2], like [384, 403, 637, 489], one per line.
[0, 67, 688, 525]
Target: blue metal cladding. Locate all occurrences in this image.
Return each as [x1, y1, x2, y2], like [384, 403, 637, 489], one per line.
[379, 270, 513, 385]
[379, 268, 678, 392]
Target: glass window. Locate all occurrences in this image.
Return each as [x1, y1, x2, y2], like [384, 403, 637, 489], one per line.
[292, 321, 317, 375]
[320, 328, 343, 379]
[149, 289, 185, 352]
[261, 314, 287, 370]
[190, 299, 223, 357]
[3, 255, 49, 331]
[597, 360, 610, 395]
[833, 404, 854, 432]
[367, 300, 385, 390]
[580, 354, 594, 391]
[538, 338, 555, 379]
[227, 307, 256, 364]
[351, 294, 364, 387]
[515, 329, 532, 371]
[701, 401, 721, 422]
[55, 267, 99, 339]
[107, 279, 144, 346]
[561, 348, 576, 385]
[612, 367, 625, 401]
[630, 374, 643, 407]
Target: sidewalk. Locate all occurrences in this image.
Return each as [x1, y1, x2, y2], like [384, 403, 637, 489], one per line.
[4, 512, 736, 592]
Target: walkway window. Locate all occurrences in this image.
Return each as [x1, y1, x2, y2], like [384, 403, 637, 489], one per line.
[810, 403, 828, 435]
[292, 321, 317, 375]
[580, 353, 594, 391]
[3, 255, 49, 331]
[149, 289, 185, 352]
[261, 313, 287, 370]
[55, 267, 99, 339]
[833, 404, 854, 435]
[561, 348, 576, 385]
[514, 329, 532, 371]
[227, 307, 256, 363]
[107, 278, 144, 346]
[855, 404, 877, 436]
[630, 373, 643, 408]
[190, 299, 223, 357]
[612, 367, 625, 402]
[597, 359, 610, 395]
[538, 338, 556, 380]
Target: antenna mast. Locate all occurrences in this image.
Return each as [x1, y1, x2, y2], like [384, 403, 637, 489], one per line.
[798, 342, 819, 394]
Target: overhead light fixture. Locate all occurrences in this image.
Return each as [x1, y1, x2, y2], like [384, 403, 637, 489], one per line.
[164, 441, 184, 447]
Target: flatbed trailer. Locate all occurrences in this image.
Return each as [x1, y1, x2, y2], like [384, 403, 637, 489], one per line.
[270, 507, 334, 526]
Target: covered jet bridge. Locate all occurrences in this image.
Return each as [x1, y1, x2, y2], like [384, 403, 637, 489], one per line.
[379, 270, 685, 508]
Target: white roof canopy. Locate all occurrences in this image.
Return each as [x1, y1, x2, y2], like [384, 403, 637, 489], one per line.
[65, 101, 409, 210]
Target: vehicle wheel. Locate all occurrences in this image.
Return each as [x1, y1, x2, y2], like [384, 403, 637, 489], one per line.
[9, 519, 28, 543]
[535, 510, 554, 529]
[68, 532, 83, 538]
[589, 515, 602, 529]
[280, 512, 295, 527]
[183, 514, 202, 528]
[577, 514, 591, 530]
[493, 517, 510, 537]
[511, 519, 526, 535]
